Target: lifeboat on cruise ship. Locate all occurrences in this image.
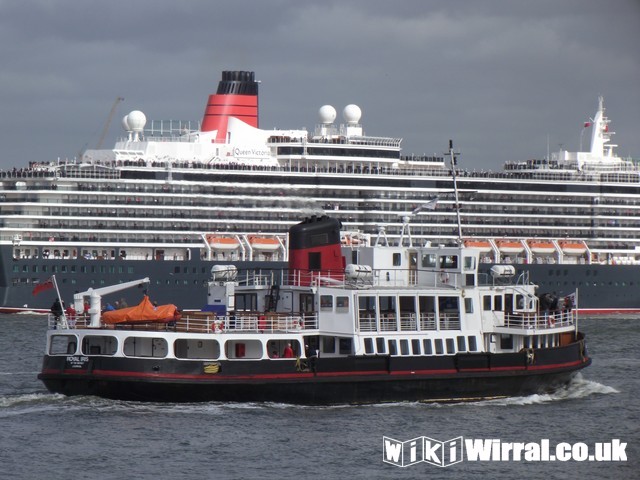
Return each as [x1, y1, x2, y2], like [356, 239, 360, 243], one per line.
[341, 233, 365, 246]
[559, 240, 587, 256]
[248, 236, 281, 251]
[207, 235, 240, 251]
[495, 240, 524, 253]
[527, 240, 556, 254]
[463, 240, 492, 253]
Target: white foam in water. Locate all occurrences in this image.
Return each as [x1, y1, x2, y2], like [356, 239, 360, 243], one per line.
[465, 373, 619, 407]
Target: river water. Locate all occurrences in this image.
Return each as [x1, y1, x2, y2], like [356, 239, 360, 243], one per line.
[0, 315, 637, 479]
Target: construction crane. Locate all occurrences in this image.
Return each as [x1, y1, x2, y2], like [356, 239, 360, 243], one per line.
[96, 96, 125, 148]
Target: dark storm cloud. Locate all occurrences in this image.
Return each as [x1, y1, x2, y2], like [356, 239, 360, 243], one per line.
[0, 0, 637, 170]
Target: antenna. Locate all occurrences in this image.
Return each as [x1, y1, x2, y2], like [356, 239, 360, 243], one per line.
[445, 140, 463, 244]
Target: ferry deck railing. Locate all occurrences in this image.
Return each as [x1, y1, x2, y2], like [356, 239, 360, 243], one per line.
[499, 310, 575, 330]
[47, 312, 319, 334]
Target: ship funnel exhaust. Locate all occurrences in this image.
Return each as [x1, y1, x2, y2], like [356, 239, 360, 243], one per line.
[201, 70, 259, 142]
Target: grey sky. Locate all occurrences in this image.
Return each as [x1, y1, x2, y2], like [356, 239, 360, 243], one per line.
[0, 0, 638, 171]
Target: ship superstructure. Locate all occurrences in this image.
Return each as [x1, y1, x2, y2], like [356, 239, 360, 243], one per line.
[1, 71, 639, 313]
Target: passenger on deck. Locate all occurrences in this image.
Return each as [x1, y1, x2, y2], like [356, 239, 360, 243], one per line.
[283, 343, 294, 358]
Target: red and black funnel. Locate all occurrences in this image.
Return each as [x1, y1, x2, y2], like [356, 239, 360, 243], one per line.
[288, 216, 345, 286]
[201, 71, 259, 142]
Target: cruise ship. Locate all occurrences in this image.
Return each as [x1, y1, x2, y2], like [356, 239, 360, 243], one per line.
[2, 70, 639, 314]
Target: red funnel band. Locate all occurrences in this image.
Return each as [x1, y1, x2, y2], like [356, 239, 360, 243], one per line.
[201, 93, 258, 141]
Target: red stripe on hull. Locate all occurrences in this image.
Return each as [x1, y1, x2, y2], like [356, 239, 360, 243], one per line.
[41, 357, 588, 383]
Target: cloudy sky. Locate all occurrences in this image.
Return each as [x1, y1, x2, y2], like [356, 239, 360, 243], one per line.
[0, 0, 638, 171]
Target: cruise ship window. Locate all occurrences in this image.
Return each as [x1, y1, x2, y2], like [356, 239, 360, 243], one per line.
[434, 339, 444, 355]
[392, 253, 401, 266]
[423, 339, 433, 354]
[411, 339, 421, 354]
[467, 336, 478, 351]
[457, 336, 466, 352]
[399, 339, 410, 355]
[387, 339, 398, 355]
[376, 337, 386, 354]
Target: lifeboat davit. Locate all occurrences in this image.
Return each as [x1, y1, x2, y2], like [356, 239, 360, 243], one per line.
[463, 240, 492, 253]
[207, 236, 240, 251]
[527, 240, 556, 254]
[496, 240, 524, 253]
[248, 236, 281, 252]
[559, 240, 587, 256]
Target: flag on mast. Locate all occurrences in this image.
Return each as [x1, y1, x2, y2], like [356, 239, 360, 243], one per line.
[32, 277, 54, 296]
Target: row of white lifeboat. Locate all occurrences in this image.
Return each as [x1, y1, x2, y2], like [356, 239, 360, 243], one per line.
[205, 235, 281, 252]
[464, 239, 588, 256]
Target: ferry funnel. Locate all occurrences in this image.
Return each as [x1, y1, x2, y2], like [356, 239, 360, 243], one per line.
[201, 70, 259, 142]
[288, 216, 345, 285]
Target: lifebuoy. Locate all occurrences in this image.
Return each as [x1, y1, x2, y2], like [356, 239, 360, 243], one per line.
[212, 320, 225, 333]
[548, 315, 555, 327]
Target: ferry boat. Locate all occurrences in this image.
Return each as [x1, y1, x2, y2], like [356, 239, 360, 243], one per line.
[2, 70, 640, 315]
[38, 215, 591, 404]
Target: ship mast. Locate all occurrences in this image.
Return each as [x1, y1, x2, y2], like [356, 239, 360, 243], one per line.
[445, 140, 463, 244]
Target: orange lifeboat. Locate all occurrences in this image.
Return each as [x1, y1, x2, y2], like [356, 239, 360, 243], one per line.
[559, 240, 587, 256]
[248, 236, 281, 252]
[463, 240, 492, 253]
[207, 235, 240, 251]
[527, 240, 556, 254]
[496, 240, 524, 253]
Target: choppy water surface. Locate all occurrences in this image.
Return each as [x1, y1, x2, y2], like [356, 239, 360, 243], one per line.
[0, 315, 637, 479]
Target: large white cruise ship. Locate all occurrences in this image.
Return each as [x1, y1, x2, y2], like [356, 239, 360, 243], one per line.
[1, 70, 638, 314]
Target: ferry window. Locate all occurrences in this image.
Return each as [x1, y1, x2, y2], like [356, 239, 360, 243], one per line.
[49, 335, 78, 355]
[446, 338, 455, 354]
[235, 293, 257, 311]
[226, 340, 263, 359]
[464, 298, 473, 313]
[82, 336, 117, 356]
[423, 339, 433, 354]
[411, 339, 421, 354]
[500, 335, 513, 350]
[364, 338, 374, 354]
[339, 338, 352, 355]
[494, 295, 503, 311]
[392, 253, 401, 266]
[468, 336, 478, 352]
[439, 255, 458, 269]
[463, 256, 476, 270]
[484, 295, 493, 312]
[400, 339, 410, 355]
[457, 336, 466, 352]
[388, 339, 398, 355]
[174, 266, 180, 274]
[376, 337, 386, 354]
[174, 339, 220, 359]
[336, 296, 349, 309]
[421, 253, 437, 268]
[434, 339, 444, 355]
[123, 337, 168, 358]
[322, 336, 336, 354]
[320, 295, 333, 310]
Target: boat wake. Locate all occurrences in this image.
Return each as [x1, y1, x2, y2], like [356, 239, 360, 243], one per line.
[461, 373, 618, 407]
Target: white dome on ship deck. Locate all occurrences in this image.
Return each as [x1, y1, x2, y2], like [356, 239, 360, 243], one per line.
[121, 114, 130, 131]
[124, 110, 147, 132]
[343, 104, 361, 124]
[318, 105, 337, 124]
